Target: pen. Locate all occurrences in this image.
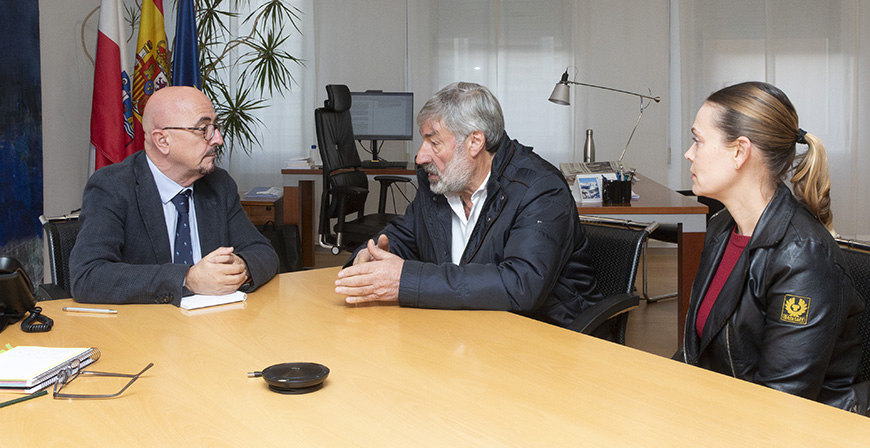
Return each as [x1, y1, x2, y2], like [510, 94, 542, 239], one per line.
[62, 307, 118, 314]
[0, 390, 47, 408]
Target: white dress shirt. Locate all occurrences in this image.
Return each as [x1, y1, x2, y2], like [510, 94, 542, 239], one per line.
[445, 173, 490, 265]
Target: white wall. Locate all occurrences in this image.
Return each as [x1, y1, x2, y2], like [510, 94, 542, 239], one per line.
[313, 0, 412, 164]
[39, 0, 96, 216]
[574, 0, 670, 186]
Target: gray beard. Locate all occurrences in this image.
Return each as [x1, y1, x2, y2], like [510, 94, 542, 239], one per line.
[198, 163, 216, 176]
[426, 146, 474, 196]
[198, 150, 217, 176]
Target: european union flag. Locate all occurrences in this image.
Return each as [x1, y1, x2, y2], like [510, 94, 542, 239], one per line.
[172, 0, 201, 89]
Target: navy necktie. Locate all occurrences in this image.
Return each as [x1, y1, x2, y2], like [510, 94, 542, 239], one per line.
[171, 189, 194, 265]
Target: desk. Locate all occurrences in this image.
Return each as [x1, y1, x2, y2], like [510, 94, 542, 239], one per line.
[4, 268, 868, 446]
[240, 195, 283, 226]
[282, 165, 416, 267]
[577, 174, 708, 342]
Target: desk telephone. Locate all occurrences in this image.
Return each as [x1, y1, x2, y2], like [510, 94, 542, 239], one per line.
[0, 257, 53, 333]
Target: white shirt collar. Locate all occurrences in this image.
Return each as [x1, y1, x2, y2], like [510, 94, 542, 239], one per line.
[446, 172, 491, 264]
[146, 154, 193, 202]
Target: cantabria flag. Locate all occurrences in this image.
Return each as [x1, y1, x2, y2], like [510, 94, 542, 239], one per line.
[90, 0, 135, 170]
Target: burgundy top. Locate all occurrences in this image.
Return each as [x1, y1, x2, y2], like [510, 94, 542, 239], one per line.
[696, 227, 751, 337]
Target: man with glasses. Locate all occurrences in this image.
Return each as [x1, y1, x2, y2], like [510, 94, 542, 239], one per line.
[70, 86, 278, 305]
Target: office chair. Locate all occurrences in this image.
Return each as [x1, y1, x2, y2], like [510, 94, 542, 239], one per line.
[836, 238, 870, 383]
[36, 214, 81, 300]
[315, 84, 411, 255]
[643, 191, 724, 303]
[567, 216, 658, 344]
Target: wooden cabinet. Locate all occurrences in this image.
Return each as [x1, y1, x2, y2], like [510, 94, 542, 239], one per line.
[240, 195, 283, 226]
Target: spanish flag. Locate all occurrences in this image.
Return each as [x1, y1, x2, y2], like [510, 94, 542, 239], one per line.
[90, 0, 135, 170]
[132, 0, 170, 152]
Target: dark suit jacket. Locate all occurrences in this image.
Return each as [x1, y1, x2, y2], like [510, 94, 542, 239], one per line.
[69, 150, 279, 305]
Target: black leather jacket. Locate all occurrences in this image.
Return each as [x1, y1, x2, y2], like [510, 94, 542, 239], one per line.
[680, 183, 867, 413]
[351, 132, 603, 327]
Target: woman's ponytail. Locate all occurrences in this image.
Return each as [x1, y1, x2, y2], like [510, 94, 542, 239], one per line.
[791, 132, 833, 232]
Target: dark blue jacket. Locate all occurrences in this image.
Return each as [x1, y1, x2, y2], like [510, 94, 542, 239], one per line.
[361, 133, 603, 327]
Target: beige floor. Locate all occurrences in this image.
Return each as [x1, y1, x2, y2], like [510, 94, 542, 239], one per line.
[313, 246, 681, 358]
[625, 247, 679, 357]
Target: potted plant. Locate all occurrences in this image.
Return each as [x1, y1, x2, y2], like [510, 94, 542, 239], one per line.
[195, 0, 303, 157]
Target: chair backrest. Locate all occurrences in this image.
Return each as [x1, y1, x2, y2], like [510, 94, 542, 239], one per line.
[580, 217, 655, 298]
[315, 85, 369, 225]
[316, 84, 362, 171]
[836, 238, 870, 383]
[42, 217, 81, 295]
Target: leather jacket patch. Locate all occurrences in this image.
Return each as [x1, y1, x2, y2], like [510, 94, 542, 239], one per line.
[781, 294, 811, 325]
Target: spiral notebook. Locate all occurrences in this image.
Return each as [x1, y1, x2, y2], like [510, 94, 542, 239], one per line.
[0, 346, 99, 394]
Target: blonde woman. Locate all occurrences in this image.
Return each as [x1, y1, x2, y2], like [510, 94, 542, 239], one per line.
[678, 81, 866, 414]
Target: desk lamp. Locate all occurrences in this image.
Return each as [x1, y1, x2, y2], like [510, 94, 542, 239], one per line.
[549, 68, 660, 164]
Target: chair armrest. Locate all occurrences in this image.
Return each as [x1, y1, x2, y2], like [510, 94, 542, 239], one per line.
[565, 293, 639, 335]
[36, 283, 71, 301]
[330, 186, 368, 225]
[373, 175, 412, 186]
[330, 185, 368, 196]
[373, 176, 412, 214]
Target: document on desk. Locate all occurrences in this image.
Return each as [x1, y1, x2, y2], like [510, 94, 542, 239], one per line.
[180, 291, 247, 310]
[244, 186, 282, 199]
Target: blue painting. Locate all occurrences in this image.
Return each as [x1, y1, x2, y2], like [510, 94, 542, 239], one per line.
[0, 1, 44, 281]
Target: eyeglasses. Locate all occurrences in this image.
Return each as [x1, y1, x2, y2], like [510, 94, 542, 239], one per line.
[162, 122, 222, 141]
[53, 360, 154, 399]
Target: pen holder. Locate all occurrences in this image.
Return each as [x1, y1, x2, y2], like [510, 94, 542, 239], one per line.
[602, 179, 632, 205]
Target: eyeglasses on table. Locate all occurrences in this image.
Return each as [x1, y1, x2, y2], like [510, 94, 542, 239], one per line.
[52, 359, 154, 400]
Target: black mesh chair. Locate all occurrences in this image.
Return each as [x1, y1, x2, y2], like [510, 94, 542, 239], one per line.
[836, 238, 870, 383]
[315, 84, 410, 254]
[567, 217, 658, 344]
[36, 214, 81, 300]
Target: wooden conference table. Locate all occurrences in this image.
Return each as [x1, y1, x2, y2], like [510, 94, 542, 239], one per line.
[577, 174, 708, 339]
[4, 268, 868, 446]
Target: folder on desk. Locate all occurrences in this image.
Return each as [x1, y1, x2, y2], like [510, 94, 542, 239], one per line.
[0, 346, 99, 394]
[560, 160, 626, 182]
[180, 291, 247, 310]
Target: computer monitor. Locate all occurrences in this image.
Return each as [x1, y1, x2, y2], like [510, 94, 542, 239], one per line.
[349, 91, 414, 162]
